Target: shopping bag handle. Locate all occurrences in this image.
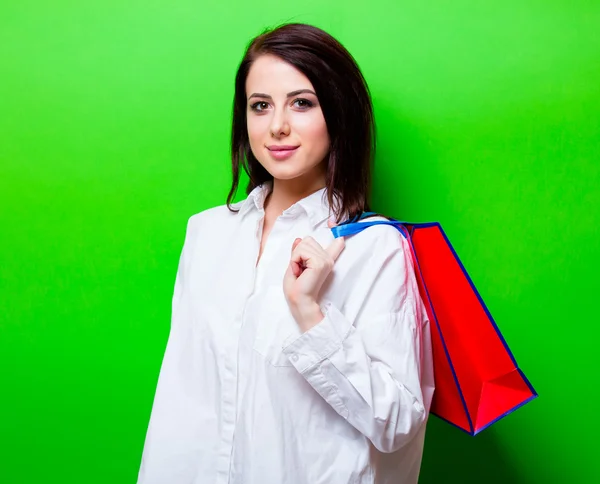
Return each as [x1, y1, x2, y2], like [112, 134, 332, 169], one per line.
[331, 212, 409, 239]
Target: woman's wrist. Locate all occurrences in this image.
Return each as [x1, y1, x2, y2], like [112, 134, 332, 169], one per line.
[290, 299, 324, 332]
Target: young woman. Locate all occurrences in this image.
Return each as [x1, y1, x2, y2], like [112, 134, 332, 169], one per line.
[138, 23, 434, 484]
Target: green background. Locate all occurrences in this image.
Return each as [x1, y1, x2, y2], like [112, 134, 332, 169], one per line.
[1, 1, 598, 483]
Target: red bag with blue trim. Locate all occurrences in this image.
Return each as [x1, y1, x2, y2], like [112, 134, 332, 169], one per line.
[331, 213, 537, 435]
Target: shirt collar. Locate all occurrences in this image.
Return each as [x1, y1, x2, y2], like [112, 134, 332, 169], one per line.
[236, 182, 272, 216]
[237, 181, 333, 228]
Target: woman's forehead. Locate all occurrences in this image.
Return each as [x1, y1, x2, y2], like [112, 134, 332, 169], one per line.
[246, 55, 314, 94]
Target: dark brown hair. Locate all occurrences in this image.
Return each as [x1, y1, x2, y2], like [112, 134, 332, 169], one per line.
[227, 23, 376, 223]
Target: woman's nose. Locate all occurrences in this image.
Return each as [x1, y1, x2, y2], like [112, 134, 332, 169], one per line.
[269, 109, 291, 137]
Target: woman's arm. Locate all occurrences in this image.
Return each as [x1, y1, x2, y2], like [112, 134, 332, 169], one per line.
[282, 225, 433, 453]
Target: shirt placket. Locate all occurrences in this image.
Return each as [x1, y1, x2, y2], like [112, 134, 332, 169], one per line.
[225, 211, 296, 483]
[214, 212, 265, 484]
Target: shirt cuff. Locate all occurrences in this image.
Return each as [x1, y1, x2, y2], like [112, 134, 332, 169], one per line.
[281, 301, 354, 373]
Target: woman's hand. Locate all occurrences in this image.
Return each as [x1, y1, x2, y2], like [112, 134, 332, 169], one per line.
[283, 219, 345, 332]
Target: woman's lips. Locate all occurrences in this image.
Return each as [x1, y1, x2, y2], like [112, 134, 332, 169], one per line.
[267, 146, 299, 160]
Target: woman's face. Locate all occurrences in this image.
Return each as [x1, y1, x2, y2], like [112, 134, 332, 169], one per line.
[245, 54, 330, 185]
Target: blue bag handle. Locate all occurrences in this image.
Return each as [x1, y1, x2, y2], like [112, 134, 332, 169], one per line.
[331, 212, 409, 239]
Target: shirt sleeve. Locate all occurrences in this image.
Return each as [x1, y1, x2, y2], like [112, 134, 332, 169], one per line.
[281, 224, 433, 454]
[171, 214, 200, 321]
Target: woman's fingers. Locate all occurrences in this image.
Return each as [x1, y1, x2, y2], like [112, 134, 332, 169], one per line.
[325, 237, 346, 262]
[298, 236, 322, 255]
[284, 219, 346, 322]
[289, 235, 345, 277]
[300, 233, 346, 264]
[291, 238, 302, 252]
[290, 241, 321, 267]
[290, 238, 304, 277]
[290, 238, 316, 277]
[325, 217, 346, 261]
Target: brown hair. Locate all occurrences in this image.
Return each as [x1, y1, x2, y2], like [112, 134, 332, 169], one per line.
[227, 23, 376, 222]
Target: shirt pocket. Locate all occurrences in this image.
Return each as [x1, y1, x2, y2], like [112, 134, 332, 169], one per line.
[251, 284, 302, 367]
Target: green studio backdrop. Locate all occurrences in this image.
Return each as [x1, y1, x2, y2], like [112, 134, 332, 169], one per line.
[1, 1, 598, 483]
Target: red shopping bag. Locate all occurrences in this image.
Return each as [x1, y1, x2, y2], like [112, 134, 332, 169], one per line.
[331, 216, 537, 435]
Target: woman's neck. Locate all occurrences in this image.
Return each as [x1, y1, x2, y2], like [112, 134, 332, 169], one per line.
[264, 176, 326, 218]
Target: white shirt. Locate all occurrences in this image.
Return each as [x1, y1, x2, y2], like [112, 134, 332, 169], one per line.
[137, 182, 435, 484]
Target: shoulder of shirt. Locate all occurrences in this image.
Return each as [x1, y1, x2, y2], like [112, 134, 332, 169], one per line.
[184, 200, 245, 236]
[348, 215, 407, 253]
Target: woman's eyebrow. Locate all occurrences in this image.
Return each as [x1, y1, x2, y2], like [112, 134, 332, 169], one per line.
[248, 89, 316, 101]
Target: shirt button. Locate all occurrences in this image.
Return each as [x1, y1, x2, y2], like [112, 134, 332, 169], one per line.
[291, 354, 299, 362]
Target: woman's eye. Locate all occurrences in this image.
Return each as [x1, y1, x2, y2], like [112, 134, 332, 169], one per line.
[293, 98, 313, 109]
[250, 99, 314, 112]
[250, 101, 269, 112]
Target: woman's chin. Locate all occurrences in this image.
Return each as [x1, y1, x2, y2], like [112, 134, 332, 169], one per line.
[264, 164, 305, 181]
